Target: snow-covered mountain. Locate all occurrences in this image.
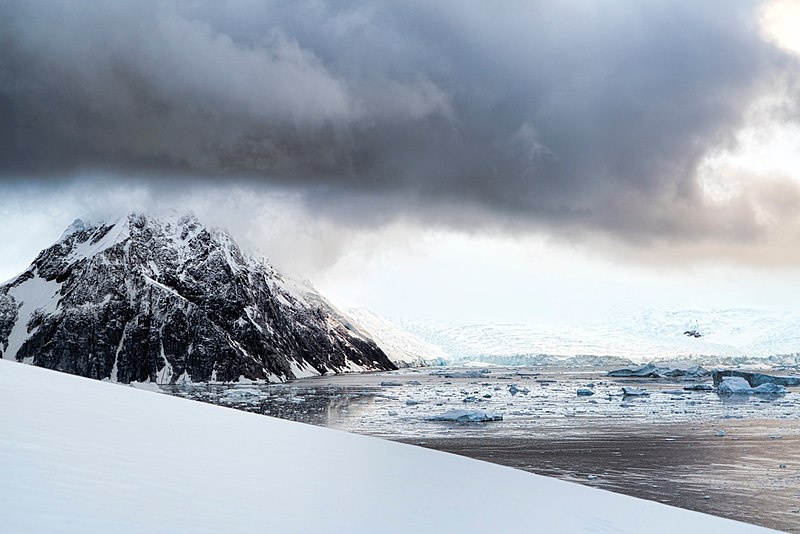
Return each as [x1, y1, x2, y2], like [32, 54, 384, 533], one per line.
[0, 213, 395, 383]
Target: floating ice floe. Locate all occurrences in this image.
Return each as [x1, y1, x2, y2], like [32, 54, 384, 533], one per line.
[434, 370, 492, 379]
[508, 384, 530, 395]
[222, 388, 261, 399]
[683, 384, 713, 391]
[621, 387, 650, 397]
[608, 364, 662, 378]
[717, 377, 787, 395]
[712, 370, 800, 388]
[429, 410, 503, 422]
[608, 364, 709, 379]
[576, 388, 594, 396]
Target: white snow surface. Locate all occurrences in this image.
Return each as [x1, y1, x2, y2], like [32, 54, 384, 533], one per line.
[0, 360, 777, 533]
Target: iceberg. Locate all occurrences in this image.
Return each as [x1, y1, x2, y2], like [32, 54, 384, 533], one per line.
[717, 377, 787, 395]
[712, 370, 800, 388]
[608, 364, 662, 378]
[429, 410, 503, 422]
[683, 384, 713, 391]
[621, 387, 650, 396]
[608, 364, 710, 379]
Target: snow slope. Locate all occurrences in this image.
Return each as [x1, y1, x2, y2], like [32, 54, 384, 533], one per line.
[0, 359, 776, 533]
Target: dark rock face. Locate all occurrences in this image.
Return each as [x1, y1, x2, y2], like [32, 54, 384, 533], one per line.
[0, 213, 395, 383]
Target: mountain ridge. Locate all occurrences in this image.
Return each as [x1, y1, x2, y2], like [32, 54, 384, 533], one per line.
[0, 212, 395, 383]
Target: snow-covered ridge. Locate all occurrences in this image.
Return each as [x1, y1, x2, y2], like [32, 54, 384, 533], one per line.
[0, 359, 779, 533]
[0, 212, 394, 383]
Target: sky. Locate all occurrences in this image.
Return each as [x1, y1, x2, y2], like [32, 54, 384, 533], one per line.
[1, 0, 800, 323]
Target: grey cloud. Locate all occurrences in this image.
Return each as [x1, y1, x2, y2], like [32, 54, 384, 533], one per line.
[1, 0, 798, 248]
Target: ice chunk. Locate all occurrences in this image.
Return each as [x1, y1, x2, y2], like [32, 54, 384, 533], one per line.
[717, 377, 787, 395]
[751, 383, 787, 395]
[508, 384, 530, 395]
[576, 388, 594, 396]
[609, 364, 710, 379]
[717, 377, 752, 394]
[662, 365, 710, 378]
[712, 370, 800, 387]
[683, 384, 713, 391]
[429, 410, 503, 422]
[621, 387, 649, 396]
[608, 364, 662, 378]
[434, 370, 491, 379]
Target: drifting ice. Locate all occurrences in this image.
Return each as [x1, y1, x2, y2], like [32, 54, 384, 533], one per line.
[430, 410, 503, 422]
[717, 377, 787, 395]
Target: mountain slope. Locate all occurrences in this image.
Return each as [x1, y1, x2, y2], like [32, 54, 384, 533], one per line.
[0, 213, 395, 383]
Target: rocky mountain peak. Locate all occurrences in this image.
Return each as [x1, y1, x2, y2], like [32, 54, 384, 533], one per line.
[0, 212, 395, 383]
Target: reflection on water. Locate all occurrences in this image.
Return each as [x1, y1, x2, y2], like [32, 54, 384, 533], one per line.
[162, 383, 383, 428]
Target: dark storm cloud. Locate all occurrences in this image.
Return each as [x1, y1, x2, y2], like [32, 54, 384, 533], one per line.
[1, 0, 797, 244]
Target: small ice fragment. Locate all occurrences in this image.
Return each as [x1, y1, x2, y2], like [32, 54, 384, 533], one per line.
[716, 430, 727, 437]
[683, 384, 713, 391]
[587, 474, 598, 480]
[622, 387, 649, 397]
[577, 388, 594, 396]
